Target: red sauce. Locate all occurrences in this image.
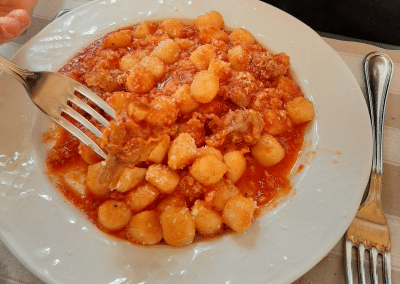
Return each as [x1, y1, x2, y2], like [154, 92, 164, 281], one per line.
[236, 124, 306, 207]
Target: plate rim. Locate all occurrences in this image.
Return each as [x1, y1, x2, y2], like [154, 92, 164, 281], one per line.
[0, 0, 372, 283]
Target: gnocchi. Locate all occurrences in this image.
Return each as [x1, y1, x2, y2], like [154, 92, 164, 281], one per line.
[228, 28, 256, 44]
[98, 200, 132, 230]
[285, 97, 315, 125]
[146, 164, 180, 194]
[207, 178, 240, 212]
[194, 11, 224, 31]
[191, 200, 223, 235]
[222, 195, 255, 233]
[78, 143, 102, 165]
[126, 183, 160, 212]
[208, 58, 231, 82]
[223, 151, 246, 183]
[171, 85, 199, 114]
[86, 162, 111, 197]
[140, 56, 165, 80]
[148, 134, 170, 164]
[151, 39, 180, 64]
[133, 22, 155, 39]
[228, 45, 250, 71]
[190, 70, 219, 103]
[199, 26, 229, 44]
[119, 53, 144, 71]
[103, 29, 132, 49]
[189, 155, 227, 186]
[115, 167, 147, 193]
[160, 206, 195, 247]
[125, 65, 155, 94]
[168, 133, 197, 170]
[127, 210, 163, 245]
[190, 44, 216, 70]
[162, 18, 185, 38]
[251, 134, 285, 167]
[46, 11, 314, 248]
[196, 146, 223, 161]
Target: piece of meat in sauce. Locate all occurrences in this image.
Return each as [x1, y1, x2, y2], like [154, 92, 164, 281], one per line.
[100, 116, 165, 164]
[206, 109, 265, 147]
[224, 71, 263, 108]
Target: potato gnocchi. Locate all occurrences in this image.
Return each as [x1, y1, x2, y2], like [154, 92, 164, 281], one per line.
[44, 11, 314, 247]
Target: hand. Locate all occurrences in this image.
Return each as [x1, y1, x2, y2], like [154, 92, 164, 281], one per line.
[0, 0, 39, 44]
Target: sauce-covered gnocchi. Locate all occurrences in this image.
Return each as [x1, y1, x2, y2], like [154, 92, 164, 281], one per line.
[44, 11, 314, 247]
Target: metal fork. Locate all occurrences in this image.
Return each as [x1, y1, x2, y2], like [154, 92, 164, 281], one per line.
[0, 55, 116, 159]
[345, 51, 393, 284]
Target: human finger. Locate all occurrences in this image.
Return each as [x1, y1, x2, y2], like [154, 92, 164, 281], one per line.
[0, 10, 31, 44]
[0, 16, 22, 40]
[8, 9, 31, 31]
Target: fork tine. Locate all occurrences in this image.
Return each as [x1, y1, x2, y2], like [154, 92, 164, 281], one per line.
[62, 105, 103, 138]
[54, 115, 107, 159]
[345, 240, 354, 284]
[68, 94, 110, 127]
[358, 244, 366, 284]
[383, 251, 392, 284]
[370, 247, 378, 284]
[74, 84, 116, 120]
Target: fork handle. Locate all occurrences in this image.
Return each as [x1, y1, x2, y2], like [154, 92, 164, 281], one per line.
[0, 55, 32, 87]
[363, 52, 393, 175]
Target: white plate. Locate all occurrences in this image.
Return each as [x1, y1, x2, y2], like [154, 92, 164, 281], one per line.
[0, 0, 372, 283]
